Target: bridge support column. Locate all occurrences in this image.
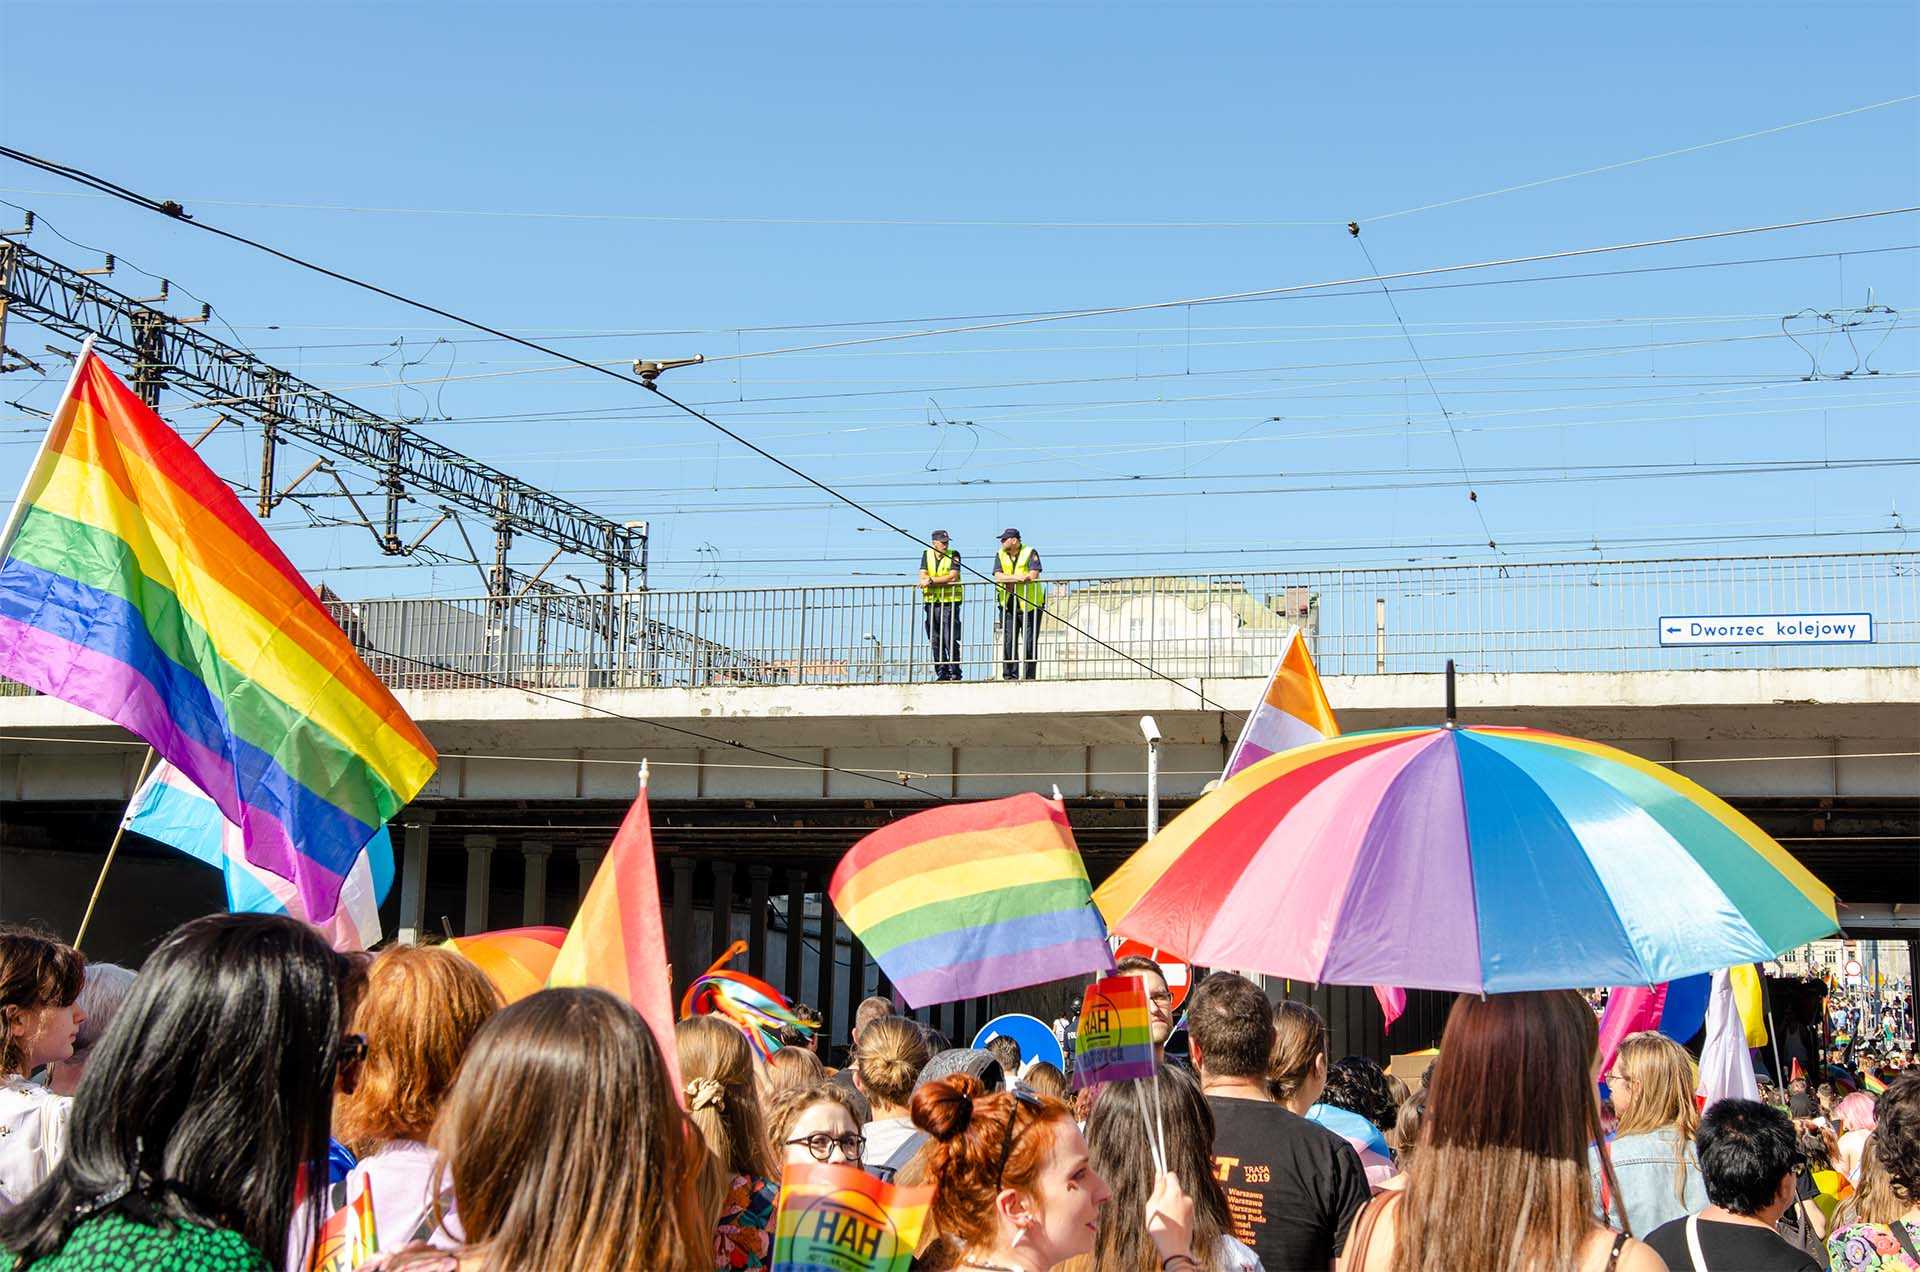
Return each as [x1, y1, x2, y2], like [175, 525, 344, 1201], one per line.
[747, 865, 772, 980]
[710, 861, 736, 963]
[521, 842, 552, 926]
[463, 834, 496, 935]
[396, 812, 433, 944]
[576, 846, 603, 905]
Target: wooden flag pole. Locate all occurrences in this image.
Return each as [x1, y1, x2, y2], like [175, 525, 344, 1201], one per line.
[75, 745, 156, 949]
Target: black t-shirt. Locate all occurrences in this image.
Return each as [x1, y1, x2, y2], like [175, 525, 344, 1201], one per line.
[1206, 1095, 1371, 1271]
[1642, 1216, 1822, 1272]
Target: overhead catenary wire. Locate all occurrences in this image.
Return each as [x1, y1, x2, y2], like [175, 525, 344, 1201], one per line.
[7, 90, 1914, 233]
[8, 735, 1915, 781]
[1349, 223, 1495, 546]
[0, 148, 1258, 723]
[6, 148, 1916, 722]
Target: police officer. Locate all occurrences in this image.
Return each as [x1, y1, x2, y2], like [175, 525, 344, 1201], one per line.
[993, 527, 1044, 680]
[918, 530, 963, 681]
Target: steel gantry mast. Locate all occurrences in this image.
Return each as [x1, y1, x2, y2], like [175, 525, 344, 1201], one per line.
[0, 219, 646, 601]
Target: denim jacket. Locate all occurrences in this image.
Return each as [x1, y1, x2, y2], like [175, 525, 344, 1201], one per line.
[1589, 1127, 1708, 1236]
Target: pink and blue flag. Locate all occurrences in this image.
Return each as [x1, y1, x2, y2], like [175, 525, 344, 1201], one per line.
[124, 759, 391, 952]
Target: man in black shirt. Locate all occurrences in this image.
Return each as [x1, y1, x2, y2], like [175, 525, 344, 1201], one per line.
[1643, 1098, 1822, 1271]
[1190, 972, 1370, 1270]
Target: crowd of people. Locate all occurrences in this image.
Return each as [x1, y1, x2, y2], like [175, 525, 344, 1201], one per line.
[1, 918, 1918, 1271]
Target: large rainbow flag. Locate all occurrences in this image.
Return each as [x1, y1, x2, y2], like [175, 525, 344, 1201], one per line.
[548, 764, 682, 1094]
[0, 347, 435, 921]
[829, 793, 1112, 1007]
[771, 1162, 931, 1272]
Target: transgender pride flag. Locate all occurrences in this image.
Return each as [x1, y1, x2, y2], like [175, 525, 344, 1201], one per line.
[1222, 630, 1340, 779]
[123, 760, 391, 951]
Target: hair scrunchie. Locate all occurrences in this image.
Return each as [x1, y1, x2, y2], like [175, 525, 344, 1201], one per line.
[685, 1076, 728, 1112]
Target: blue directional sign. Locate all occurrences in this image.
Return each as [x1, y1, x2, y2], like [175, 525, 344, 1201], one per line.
[972, 1012, 1065, 1072]
[1659, 613, 1872, 647]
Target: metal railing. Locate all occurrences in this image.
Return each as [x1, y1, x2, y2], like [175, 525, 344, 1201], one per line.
[308, 550, 1919, 692]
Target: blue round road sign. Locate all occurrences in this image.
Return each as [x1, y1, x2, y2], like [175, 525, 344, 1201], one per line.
[971, 1012, 1065, 1072]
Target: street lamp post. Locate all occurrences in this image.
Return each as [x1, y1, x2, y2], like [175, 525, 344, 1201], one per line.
[1141, 715, 1162, 837]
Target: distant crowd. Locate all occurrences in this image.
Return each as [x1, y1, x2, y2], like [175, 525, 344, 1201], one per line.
[1, 918, 1917, 1271]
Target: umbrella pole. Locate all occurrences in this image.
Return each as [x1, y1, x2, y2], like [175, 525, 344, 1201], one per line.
[1445, 658, 1457, 725]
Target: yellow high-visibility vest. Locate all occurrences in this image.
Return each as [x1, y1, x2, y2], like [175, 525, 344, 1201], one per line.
[995, 545, 1045, 612]
[921, 549, 962, 602]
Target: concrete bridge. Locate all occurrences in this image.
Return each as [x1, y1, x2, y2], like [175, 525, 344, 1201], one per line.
[3, 550, 1915, 1053]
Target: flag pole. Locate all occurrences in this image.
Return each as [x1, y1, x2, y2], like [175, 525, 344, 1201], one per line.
[75, 745, 155, 949]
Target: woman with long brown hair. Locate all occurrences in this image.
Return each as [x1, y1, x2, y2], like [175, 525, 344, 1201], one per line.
[1339, 991, 1667, 1272]
[677, 1016, 777, 1272]
[356, 987, 708, 1272]
[1592, 1031, 1706, 1236]
[1069, 1066, 1259, 1271]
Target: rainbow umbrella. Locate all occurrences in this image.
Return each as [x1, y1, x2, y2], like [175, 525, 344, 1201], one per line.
[445, 925, 567, 1004]
[1095, 724, 1838, 994]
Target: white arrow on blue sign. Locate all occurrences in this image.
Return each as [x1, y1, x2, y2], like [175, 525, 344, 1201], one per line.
[1658, 612, 1873, 647]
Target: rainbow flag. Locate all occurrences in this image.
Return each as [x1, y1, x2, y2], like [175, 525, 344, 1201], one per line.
[548, 764, 683, 1094]
[1221, 628, 1339, 778]
[1072, 973, 1157, 1086]
[0, 347, 434, 921]
[307, 1175, 378, 1272]
[772, 1162, 931, 1272]
[829, 793, 1112, 1008]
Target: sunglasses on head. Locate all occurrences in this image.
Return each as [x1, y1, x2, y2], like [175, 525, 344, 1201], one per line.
[993, 1088, 1045, 1189]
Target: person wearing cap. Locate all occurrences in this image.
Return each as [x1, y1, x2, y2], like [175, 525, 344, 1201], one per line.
[917, 530, 964, 682]
[992, 527, 1045, 681]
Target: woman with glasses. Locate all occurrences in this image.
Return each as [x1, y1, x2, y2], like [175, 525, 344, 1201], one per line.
[764, 1082, 866, 1170]
[0, 914, 364, 1270]
[677, 1017, 777, 1272]
[290, 945, 500, 1264]
[1591, 1032, 1707, 1236]
[909, 1072, 1199, 1271]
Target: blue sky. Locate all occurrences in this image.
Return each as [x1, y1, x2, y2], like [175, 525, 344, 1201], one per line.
[1, 0, 1915, 592]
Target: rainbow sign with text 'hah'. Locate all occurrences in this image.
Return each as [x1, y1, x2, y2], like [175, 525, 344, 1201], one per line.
[1072, 973, 1158, 1087]
[772, 1163, 931, 1272]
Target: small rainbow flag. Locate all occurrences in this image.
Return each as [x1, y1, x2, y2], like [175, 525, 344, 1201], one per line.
[772, 1162, 931, 1272]
[547, 764, 683, 1095]
[1072, 973, 1157, 1087]
[829, 793, 1112, 1008]
[0, 347, 435, 922]
[307, 1175, 378, 1272]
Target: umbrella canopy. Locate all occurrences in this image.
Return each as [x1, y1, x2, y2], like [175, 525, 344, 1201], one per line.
[1095, 725, 1837, 994]
[445, 925, 568, 1004]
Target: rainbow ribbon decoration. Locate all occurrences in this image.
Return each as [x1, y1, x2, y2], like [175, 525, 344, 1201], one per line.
[680, 940, 811, 1058]
[1072, 973, 1158, 1087]
[772, 1162, 931, 1272]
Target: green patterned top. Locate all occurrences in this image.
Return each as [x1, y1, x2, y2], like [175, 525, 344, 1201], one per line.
[0, 1211, 267, 1271]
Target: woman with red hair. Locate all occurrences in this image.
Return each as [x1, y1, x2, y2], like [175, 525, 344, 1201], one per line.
[908, 1072, 1198, 1270]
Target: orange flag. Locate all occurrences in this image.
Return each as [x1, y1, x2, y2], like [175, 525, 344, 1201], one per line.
[548, 763, 683, 1095]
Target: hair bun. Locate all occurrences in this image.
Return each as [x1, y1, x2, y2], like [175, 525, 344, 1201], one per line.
[910, 1073, 982, 1141]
